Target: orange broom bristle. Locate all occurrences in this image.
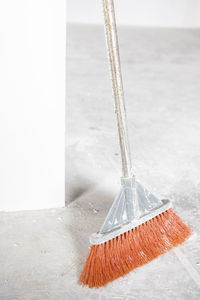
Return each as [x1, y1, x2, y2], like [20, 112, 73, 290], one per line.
[79, 208, 191, 288]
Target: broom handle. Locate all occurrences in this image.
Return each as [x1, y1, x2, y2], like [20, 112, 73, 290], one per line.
[102, 0, 132, 178]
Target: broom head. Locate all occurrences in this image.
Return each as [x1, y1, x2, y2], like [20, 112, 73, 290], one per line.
[79, 176, 191, 288]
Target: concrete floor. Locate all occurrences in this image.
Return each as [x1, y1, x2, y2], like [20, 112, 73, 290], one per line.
[1, 24, 200, 299]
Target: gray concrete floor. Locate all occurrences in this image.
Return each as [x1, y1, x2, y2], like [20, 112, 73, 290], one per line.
[1, 24, 200, 299]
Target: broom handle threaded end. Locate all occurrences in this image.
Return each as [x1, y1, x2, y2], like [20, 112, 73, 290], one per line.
[102, 0, 132, 178]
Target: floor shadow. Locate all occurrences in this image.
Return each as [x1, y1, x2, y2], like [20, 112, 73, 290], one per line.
[65, 176, 93, 205]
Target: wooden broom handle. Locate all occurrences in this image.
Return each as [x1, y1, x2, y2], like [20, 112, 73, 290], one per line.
[102, 0, 132, 178]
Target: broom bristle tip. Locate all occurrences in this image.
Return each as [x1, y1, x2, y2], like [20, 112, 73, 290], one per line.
[79, 208, 191, 288]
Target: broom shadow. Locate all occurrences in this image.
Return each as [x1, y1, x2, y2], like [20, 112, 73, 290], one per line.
[66, 178, 115, 278]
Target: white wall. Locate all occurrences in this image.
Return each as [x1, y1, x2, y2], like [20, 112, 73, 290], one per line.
[0, 0, 65, 211]
[67, 0, 200, 28]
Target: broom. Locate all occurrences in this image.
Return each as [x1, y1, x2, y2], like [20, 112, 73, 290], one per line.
[79, 0, 191, 288]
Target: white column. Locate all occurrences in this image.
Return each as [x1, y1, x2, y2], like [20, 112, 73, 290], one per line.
[0, 0, 65, 211]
